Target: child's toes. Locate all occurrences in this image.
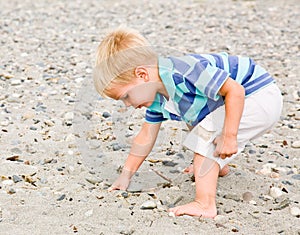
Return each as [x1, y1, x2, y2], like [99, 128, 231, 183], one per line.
[168, 206, 179, 215]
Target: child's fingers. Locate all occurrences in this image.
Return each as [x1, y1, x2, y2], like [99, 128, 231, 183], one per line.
[107, 185, 117, 192]
[213, 136, 219, 145]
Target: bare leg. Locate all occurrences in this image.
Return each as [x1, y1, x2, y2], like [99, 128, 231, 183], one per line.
[169, 153, 219, 218]
[184, 163, 230, 177]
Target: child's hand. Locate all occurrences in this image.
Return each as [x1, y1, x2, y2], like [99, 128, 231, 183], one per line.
[213, 134, 238, 159]
[108, 167, 134, 192]
[108, 175, 131, 191]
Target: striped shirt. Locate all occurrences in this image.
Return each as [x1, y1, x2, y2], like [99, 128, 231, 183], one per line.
[145, 52, 275, 126]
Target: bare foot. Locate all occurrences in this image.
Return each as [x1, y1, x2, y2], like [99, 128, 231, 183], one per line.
[184, 164, 230, 177]
[183, 164, 193, 174]
[219, 164, 230, 177]
[169, 201, 217, 218]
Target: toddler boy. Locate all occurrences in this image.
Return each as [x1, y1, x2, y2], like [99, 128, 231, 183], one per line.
[93, 27, 282, 218]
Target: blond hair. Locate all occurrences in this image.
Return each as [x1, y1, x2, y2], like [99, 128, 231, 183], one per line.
[93, 27, 157, 97]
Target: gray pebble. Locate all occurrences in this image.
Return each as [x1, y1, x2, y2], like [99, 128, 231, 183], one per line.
[12, 175, 22, 183]
[112, 143, 122, 151]
[282, 180, 293, 185]
[102, 111, 111, 118]
[121, 191, 129, 198]
[242, 192, 253, 202]
[29, 126, 37, 131]
[176, 153, 185, 159]
[291, 174, 300, 180]
[57, 194, 66, 201]
[162, 160, 178, 167]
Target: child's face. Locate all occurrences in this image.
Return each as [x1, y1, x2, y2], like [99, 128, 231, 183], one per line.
[110, 79, 159, 109]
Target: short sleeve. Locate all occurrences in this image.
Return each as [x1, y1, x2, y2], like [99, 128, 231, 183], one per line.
[145, 109, 167, 124]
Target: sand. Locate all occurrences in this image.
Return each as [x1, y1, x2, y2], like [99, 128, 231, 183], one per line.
[0, 0, 299, 234]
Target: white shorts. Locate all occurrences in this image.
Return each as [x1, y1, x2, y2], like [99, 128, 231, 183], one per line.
[183, 83, 283, 169]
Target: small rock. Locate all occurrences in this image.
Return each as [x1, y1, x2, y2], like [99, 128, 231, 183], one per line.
[85, 177, 102, 185]
[140, 200, 157, 210]
[223, 207, 233, 214]
[84, 209, 93, 217]
[249, 200, 257, 205]
[0, 120, 9, 127]
[112, 143, 122, 151]
[1, 73, 14, 79]
[57, 194, 66, 201]
[29, 126, 37, 131]
[64, 112, 74, 120]
[102, 112, 111, 118]
[274, 198, 290, 210]
[2, 180, 14, 186]
[11, 79, 21, 86]
[6, 155, 19, 161]
[291, 174, 300, 180]
[231, 226, 239, 233]
[120, 227, 135, 235]
[121, 191, 129, 198]
[12, 175, 22, 183]
[270, 172, 280, 178]
[168, 211, 175, 217]
[282, 180, 293, 186]
[44, 119, 55, 127]
[260, 194, 273, 201]
[269, 187, 283, 198]
[291, 141, 300, 148]
[7, 188, 16, 194]
[290, 207, 300, 216]
[162, 160, 178, 167]
[7, 94, 21, 103]
[64, 112, 74, 126]
[242, 192, 253, 202]
[257, 163, 278, 176]
[214, 215, 228, 223]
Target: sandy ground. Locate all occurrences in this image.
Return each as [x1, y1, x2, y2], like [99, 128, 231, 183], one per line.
[0, 0, 300, 234]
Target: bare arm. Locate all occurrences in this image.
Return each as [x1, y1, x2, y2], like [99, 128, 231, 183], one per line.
[124, 121, 162, 172]
[213, 77, 245, 159]
[109, 121, 161, 191]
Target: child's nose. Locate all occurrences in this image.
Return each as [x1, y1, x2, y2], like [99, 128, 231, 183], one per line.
[123, 100, 131, 107]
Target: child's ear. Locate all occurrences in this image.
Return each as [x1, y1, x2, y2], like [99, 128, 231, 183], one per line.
[135, 66, 149, 81]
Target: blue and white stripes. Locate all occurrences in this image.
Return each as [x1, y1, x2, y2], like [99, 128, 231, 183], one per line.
[145, 52, 274, 126]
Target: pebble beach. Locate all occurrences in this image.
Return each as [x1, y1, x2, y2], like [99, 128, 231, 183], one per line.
[0, 0, 300, 234]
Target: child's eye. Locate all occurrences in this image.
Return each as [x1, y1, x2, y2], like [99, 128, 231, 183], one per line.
[122, 94, 129, 100]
